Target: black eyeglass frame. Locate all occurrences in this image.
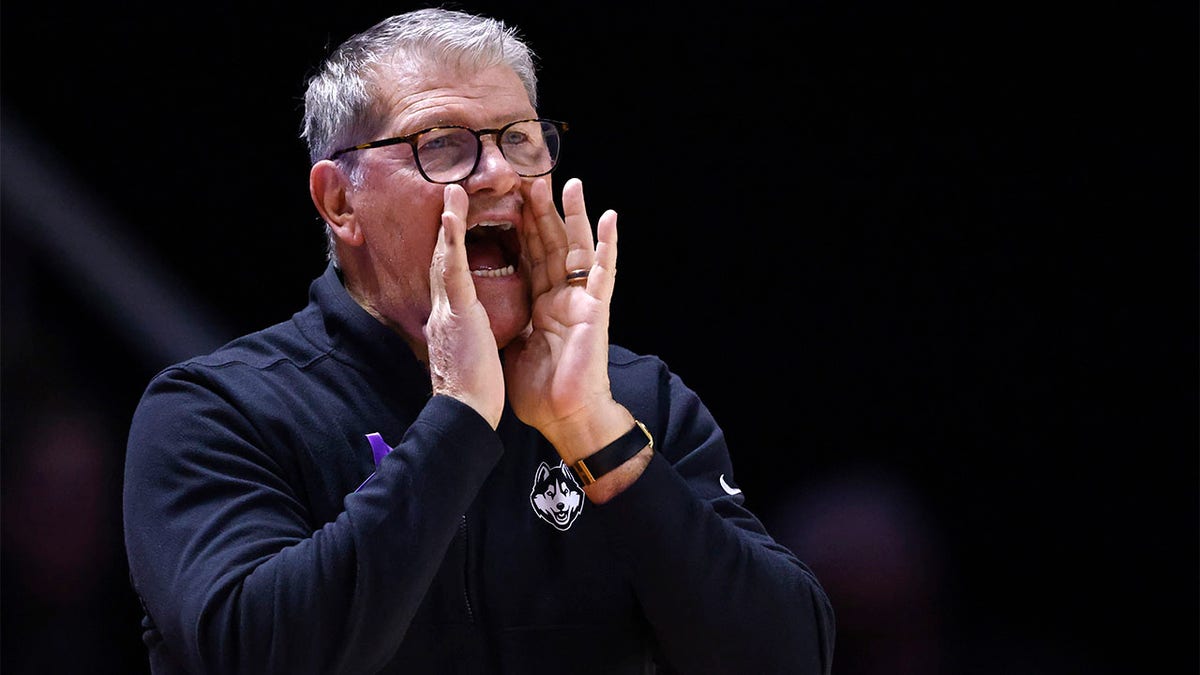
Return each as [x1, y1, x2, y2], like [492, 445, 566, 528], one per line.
[327, 118, 569, 184]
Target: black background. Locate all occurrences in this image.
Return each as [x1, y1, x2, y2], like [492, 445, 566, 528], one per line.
[2, 1, 1195, 673]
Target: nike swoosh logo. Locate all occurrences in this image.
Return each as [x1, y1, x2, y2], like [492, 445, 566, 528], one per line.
[719, 474, 743, 496]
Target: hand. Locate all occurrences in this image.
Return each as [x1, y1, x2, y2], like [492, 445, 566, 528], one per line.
[504, 177, 629, 460]
[426, 183, 505, 428]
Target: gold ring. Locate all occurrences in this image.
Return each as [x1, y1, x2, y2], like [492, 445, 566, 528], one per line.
[565, 268, 590, 285]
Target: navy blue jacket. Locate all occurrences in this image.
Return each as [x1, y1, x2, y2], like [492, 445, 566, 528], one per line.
[123, 263, 835, 674]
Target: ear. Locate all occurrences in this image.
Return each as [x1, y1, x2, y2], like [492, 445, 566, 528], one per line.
[534, 462, 550, 484]
[310, 159, 364, 247]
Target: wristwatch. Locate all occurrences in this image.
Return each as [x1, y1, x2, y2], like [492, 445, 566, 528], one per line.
[570, 419, 654, 486]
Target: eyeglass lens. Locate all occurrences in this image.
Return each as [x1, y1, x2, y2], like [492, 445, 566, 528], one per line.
[416, 120, 560, 182]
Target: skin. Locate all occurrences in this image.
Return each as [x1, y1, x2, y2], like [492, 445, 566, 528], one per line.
[309, 62, 650, 501]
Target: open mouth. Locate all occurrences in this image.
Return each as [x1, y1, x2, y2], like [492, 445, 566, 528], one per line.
[465, 222, 520, 278]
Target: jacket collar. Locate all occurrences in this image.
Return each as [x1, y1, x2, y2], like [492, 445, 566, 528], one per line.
[295, 262, 430, 389]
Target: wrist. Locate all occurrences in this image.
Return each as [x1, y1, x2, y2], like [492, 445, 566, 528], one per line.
[570, 419, 654, 486]
[540, 400, 634, 465]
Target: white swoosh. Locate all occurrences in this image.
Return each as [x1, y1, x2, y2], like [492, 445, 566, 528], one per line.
[719, 474, 743, 496]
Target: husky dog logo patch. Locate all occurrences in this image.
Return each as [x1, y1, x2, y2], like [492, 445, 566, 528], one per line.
[529, 460, 585, 531]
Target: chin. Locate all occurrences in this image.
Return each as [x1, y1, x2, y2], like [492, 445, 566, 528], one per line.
[476, 279, 531, 345]
[490, 310, 531, 349]
[482, 302, 531, 349]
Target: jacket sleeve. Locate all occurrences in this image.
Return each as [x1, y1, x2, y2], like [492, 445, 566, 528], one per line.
[598, 359, 836, 675]
[122, 370, 501, 674]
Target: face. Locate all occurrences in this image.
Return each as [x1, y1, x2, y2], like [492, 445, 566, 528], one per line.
[333, 63, 540, 355]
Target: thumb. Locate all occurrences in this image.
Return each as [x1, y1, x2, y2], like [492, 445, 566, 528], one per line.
[432, 183, 478, 308]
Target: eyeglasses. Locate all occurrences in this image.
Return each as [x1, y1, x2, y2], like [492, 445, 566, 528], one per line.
[328, 118, 568, 184]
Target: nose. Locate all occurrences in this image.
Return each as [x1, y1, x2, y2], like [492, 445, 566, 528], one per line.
[464, 135, 521, 193]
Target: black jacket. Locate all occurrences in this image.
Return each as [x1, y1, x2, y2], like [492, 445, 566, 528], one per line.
[123, 263, 835, 674]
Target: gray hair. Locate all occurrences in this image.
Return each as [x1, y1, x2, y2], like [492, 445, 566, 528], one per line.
[301, 7, 540, 265]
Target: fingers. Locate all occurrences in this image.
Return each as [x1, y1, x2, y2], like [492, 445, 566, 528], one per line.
[527, 176, 571, 282]
[522, 178, 553, 296]
[525, 176, 610, 288]
[560, 178, 594, 274]
[590, 208, 618, 303]
[526, 177, 587, 279]
[433, 183, 478, 308]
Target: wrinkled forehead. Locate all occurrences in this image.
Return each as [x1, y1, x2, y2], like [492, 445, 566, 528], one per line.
[371, 52, 477, 96]
[369, 46, 512, 96]
[368, 58, 533, 132]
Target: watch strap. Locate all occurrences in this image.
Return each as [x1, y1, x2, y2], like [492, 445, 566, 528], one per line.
[570, 419, 654, 486]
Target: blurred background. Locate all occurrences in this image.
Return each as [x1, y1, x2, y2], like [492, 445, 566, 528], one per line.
[2, 1, 1195, 673]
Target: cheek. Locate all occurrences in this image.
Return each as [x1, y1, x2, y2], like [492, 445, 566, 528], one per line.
[358, 178, 444, 306]
[364, 180, 442, 265]
[389, 213, 440, 307]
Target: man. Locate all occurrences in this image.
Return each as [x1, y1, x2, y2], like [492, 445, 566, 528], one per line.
[123, 8, 835, 674]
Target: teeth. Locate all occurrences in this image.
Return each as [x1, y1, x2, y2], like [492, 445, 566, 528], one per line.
[469, 221, 514, 231]
[471, 264, 515, 278]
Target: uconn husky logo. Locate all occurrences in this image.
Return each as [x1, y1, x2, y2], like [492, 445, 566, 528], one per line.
[529, 460, 584, 531]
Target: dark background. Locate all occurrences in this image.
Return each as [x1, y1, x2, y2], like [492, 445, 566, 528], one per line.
[2, 1, 1195, 673]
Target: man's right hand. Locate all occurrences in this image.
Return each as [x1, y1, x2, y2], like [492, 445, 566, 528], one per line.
[425, 183, 505, 429]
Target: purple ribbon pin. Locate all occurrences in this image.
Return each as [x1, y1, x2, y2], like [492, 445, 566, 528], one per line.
[355, 432, 392, 492]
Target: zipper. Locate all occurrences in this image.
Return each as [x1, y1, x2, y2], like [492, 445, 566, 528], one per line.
[459, 514, 474, 623]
